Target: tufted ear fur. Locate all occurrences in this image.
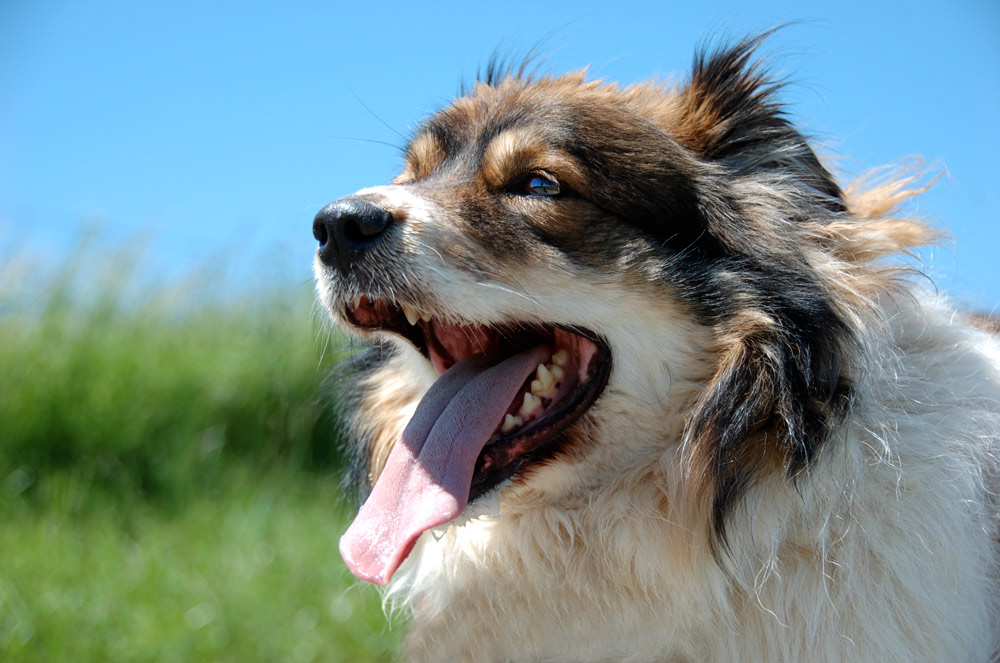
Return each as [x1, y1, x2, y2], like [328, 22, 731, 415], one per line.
[671, 33, 845, 207]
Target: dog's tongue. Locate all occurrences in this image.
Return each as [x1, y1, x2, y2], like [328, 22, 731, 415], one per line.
[339, 345, 550, 585]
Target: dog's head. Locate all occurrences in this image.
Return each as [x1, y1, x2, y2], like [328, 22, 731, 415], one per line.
[314, 36, 932, 585]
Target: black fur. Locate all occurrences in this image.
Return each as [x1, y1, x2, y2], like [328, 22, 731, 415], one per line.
[687, 34, 846, 209]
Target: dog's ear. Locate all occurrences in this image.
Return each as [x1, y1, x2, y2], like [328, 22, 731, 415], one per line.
[683, 285, 854, 554]
[672, 33, 844, 206]
[663, 35, 857, 553]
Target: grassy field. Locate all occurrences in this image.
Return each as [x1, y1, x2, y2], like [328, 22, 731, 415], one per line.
[0, 242, 402, 661]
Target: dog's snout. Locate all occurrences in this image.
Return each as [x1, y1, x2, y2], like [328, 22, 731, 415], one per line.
[313, 198, 394, 269]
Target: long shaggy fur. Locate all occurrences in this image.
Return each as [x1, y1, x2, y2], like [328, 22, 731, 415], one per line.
[315, 36, 1000, 662]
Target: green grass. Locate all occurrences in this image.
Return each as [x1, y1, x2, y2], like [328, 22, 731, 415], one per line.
[0, 470, 401, 662]
[0, 239, 402, 661]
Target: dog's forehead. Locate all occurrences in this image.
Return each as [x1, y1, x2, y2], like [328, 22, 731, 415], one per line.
[400, 76, 658, 186]
[409, 85, 560, 169]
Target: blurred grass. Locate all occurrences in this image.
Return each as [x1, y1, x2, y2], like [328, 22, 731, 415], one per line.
[0, 237, 402, 661]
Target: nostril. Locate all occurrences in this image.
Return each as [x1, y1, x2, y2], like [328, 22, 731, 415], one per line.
[313, 218, 329, 246]
[342, 207, 392, 246]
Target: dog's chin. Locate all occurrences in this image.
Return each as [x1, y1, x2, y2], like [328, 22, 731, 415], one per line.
[335, 293, 612, 585]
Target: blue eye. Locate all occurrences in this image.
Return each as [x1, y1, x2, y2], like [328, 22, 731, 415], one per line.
[523, 174, 561, 197]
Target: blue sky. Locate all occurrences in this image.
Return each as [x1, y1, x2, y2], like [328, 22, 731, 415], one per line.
[2, 1, 998, 309]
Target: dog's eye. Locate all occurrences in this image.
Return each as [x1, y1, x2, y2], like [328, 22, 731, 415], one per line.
[527, 175, 560, 196]
[512, 173, 561, 197]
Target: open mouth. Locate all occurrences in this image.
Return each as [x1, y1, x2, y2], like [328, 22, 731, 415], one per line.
[345, 295, 613, 499]
[339, 295, 612, 585]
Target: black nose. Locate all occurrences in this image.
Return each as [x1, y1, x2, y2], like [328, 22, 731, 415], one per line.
[313, 197, 395, 270]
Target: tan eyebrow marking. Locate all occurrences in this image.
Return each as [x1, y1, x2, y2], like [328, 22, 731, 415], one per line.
[397, 131, 445, 183]
[481, 127, 586, 192]
[481, 127, 547, 187]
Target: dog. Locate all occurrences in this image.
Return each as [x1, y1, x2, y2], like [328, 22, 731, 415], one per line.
[312, 35, 1000, 662]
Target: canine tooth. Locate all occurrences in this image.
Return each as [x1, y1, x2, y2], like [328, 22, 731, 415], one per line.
[537, 364, 555, 389]
[519, 392, 542, 418]
[402, 304, 420, 326]
[530, 364, 556, 395]
[351, 295, 362, 309]
[501, 414, 522, 434]
[420, 312, 432, 322]
[551, 349, 569, 367]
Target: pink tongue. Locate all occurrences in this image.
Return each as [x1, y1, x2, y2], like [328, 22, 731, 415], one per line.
[339, 345, 550, 585]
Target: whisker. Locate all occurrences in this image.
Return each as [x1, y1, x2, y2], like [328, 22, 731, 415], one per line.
[349, 87, 408, 142]
[327, 135, 404, 150]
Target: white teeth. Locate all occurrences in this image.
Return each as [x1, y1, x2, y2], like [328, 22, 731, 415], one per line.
[551, 349, 569, 367]
[537, 364, 555, 388]
[549, 365, 564, 380]
[401, 304, 431, 325]
[518, 392, 542, 418]
[350, 295, 362, 309]
[402, 304, 420, 326]
[530, 363, 556, 396]
[500, 414, 523, 434]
